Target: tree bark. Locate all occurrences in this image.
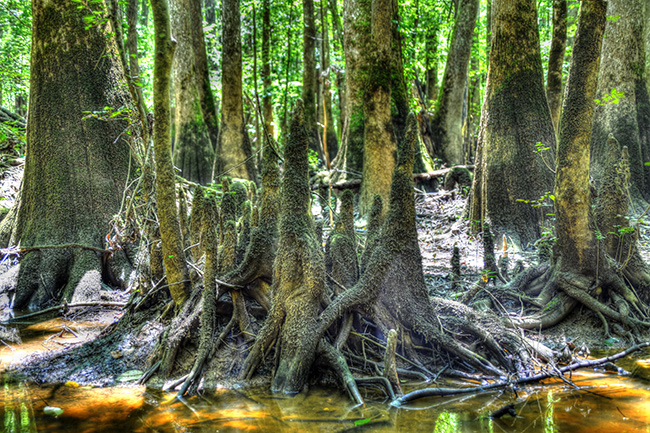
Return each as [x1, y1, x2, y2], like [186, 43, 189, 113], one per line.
[261, 0, 274, 138]
[546, 0, 567, 136]
[9, 0, 133, 309]
[430, 0, 479, 166]
[359, 0, 395, 216]
[190, 0, 219, 149]
[170, 0, 215, 184]
[554, 0, 606, 275]
[468, 0, 555, 247]
[303, 0, 321, 159]
[151, 0, 191, 306]
[319, 0, 339, 162]
[341, 0, 371, 176]
[217, 0, 256, 180]
[591, 0, 650, 202]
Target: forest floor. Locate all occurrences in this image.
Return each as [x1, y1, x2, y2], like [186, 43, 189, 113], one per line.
[1, 163, 648, 387]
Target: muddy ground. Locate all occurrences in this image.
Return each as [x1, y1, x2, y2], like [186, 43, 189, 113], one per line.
[1, 165, 648, 388]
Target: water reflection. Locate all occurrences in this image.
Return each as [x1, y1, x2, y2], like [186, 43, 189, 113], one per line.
[3, 317, 650, 432]
[2, 370, 649, 433]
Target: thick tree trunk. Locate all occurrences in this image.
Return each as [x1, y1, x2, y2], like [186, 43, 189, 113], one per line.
[359, 0, 396, 216]
[170, 0, 215, 184]
[468, 0, 555, 247]
[190, 0, 219, 149]
[217, 0, 256, 181]
[555, 0, 606, 276]
[430, 0, 479, 166]
[151, 0, 191, 306]
[341, 0, 370, 176]
[9, 0, 133, 309]
[546, 0, 567, 135]
[591, 0, 650, 202]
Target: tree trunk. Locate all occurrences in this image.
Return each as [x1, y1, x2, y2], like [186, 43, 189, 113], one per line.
[425, 26, 438, 106]
[190, 0, 219, 149]
[591, 0, 650, 202]
[303, 0, 321, 159]
[261, 0, 274, 138]
[468, 0, 555, 247]
[341, 0, 371, 176]
[319, 0, 339, 162]
[554, 0, 605, 280]
[8, 0, 133, 309]
[546, 0, 567, 136]
[126, 0, 149, 145]
[170, 0, 215, 184]
[430, 0, 479, 166]
[359, 0, 396, 216]
[151, 0, 191, 306]
[217, 0, 256, 181]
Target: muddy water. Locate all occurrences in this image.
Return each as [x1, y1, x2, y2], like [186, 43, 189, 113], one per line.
[2, 318, 650, 432]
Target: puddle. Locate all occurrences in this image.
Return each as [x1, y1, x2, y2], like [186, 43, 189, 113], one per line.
[2, 316, 650, 432]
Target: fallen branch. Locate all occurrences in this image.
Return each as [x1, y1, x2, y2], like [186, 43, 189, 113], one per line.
[395, 342, 650, 404]
[1, 302, 127, 324]
[311, 166, 475, 191]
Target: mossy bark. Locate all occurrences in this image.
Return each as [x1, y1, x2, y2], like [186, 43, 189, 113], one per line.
[303, 0, 321, 159]
[590, 0, 650, 202]
[546, 0, 567, 135]
[9, 0, 133, 309]
[554, 0, 606, 276]
[241, 100, 326, 393]
[468, 0, 555, 247]
[341, 0, 371, 176]
[318, 0, 339, 162]
[151, 0, 191, 306]
[430, 0, 479, 166]
[216, 0, 256, 181]
[359, 0, 396, 217]
[189, 0, 219, 148]
[170, 0, 215, 185]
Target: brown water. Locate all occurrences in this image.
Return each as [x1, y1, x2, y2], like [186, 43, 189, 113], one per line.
[2, 318, 650, 432]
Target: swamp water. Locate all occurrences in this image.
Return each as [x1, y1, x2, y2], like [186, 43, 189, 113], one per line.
[2, 317, 650, 432]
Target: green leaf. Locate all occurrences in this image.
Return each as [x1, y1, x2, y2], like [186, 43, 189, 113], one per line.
[168, 254, 174, 258]
[354, 418, 371, 426]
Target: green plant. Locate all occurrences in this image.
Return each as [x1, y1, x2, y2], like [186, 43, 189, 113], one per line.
[595, 88, 625, 106]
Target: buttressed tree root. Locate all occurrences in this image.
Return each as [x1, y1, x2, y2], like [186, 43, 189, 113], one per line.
[240, 110, 544, 400]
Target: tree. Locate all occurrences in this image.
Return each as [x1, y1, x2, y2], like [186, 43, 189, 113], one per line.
[216, 0, 256, 181]
[429, 0, 479, 166]
[170, 0, 215, 184]
[261, 0, 274, 137]
[546, 0, 567, 135]
[358, 0, 396, 216]
[590, 0, 650, 202]
[468, 0, 555, 247]
[151, 0, 191, 306]
[303, 0, 321, 159]
[2, 0, 133, 308]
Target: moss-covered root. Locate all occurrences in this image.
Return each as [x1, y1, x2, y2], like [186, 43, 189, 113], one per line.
[325, 190, 359, 291]
[235, 200, 252, 265]
[319, 113, 516, 376]
[443, 166, 472, 191]
[219, 219, 250, 336]
[482, 223, 504, 284]
[222, 138, 281, 288]
[240, 99, 326, 394]
[177, 194, 220, 397]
